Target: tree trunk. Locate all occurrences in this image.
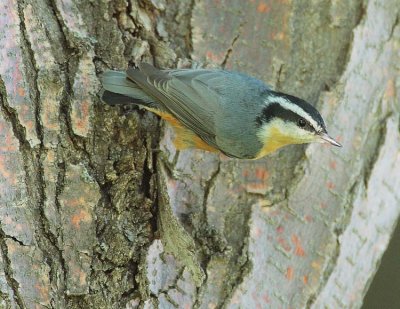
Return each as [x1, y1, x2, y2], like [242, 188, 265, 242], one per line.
[0, 0, 398, 308]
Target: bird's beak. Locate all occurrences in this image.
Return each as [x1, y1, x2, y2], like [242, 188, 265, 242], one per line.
[319, 132, 342, 147]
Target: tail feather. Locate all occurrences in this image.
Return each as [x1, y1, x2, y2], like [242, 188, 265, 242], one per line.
[101, 70, 155, 106]
[102, 90, 144, 106]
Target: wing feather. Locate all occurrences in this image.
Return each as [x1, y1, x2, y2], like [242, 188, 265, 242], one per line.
[126, 64, 221, 148]
[101, 70, 154, 104]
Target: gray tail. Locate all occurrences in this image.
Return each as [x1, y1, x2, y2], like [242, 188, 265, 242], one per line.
[101, 70, 154, 106]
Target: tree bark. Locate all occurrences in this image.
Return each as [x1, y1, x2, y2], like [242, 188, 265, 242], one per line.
[0, 0, 398, 308]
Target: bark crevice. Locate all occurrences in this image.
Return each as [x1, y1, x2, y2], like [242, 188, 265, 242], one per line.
[0, 230, 26, 309]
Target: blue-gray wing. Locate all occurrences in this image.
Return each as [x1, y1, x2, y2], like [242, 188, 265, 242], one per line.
[127, 63, 269, 157]
[126, 64, 225, 150]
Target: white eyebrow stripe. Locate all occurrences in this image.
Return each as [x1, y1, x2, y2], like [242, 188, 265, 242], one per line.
[265, 96, 322, 131]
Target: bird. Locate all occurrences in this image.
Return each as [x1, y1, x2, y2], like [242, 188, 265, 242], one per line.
[101, 63, 341, 159]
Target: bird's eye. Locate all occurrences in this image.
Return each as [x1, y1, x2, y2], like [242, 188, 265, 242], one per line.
[297, 118, 306, 128]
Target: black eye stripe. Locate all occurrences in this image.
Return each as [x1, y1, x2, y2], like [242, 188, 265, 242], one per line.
[256, 103, 315, 132]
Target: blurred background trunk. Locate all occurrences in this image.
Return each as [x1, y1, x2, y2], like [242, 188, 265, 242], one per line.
[0, 0, 398, 308]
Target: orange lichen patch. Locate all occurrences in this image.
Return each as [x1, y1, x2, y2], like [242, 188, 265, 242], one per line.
[329, 160, 337, 170]
[303, 275, 308, 285]
[384, 79, 395, 99]
[65, 197, 85, 208]
[6, 241, 17, 254]
[4, 216, 13, 225]
[35, 283, 50, 302]
[327, 94, 339, 106]
[71, 264, 87, 286]
[276, 225, 284, 233]
[335, 135, 343, 144]
[255, 167, 269, 181]
[271, 31, 285, 40]
[73, 99, 90, 133]
[0, 125, 17, 152]
[257, 2, 270, 13]
[326, 181, 335, 190]
[43, 116, 60, 131]
[262, 293, 270, 303]
[277, 236, 291, 251]
[0, 156, 16, 184]
[79, 270, 87, 286]
[42, 102, 61, 131]
[12, 66, 23, 96]
[291, 234, 305, 257]
[286, 266, 294, 280]
[252, 226, 262, 238]
[21, 104, 30, 114]
[205, 50, 224, 63]
[0, 157, 11, 179]
[311, 260, 321, 270]
[25, 120, 35, 131]
[208, 303, 217, 309]
[17, 86, 25, 97]
[304, 215, 313, 223]
[230, 292, 240, 304]
[71, 209, 91, 229]
[73, 119, 87, 134]
[3, 133, 18, 151]
[45, 149, 55, 162]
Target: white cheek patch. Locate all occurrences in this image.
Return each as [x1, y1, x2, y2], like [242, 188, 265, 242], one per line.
[265, 96, 322, 132]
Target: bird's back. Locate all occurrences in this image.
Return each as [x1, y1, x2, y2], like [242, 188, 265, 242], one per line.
[103, 64, 271, 158]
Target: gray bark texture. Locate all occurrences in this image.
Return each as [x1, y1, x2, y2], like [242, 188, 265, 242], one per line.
[0, 0, 398, 308]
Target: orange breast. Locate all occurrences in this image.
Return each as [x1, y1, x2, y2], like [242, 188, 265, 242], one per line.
[145, 108, 219, 153]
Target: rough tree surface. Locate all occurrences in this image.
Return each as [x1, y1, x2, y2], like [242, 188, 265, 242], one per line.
[0, 0, 398, 308]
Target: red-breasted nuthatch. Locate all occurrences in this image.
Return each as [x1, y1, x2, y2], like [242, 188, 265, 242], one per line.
[101, 63, 341, 159]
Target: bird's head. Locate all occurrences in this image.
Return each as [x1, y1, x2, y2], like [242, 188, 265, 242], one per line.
[255, 91, 341, 158]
